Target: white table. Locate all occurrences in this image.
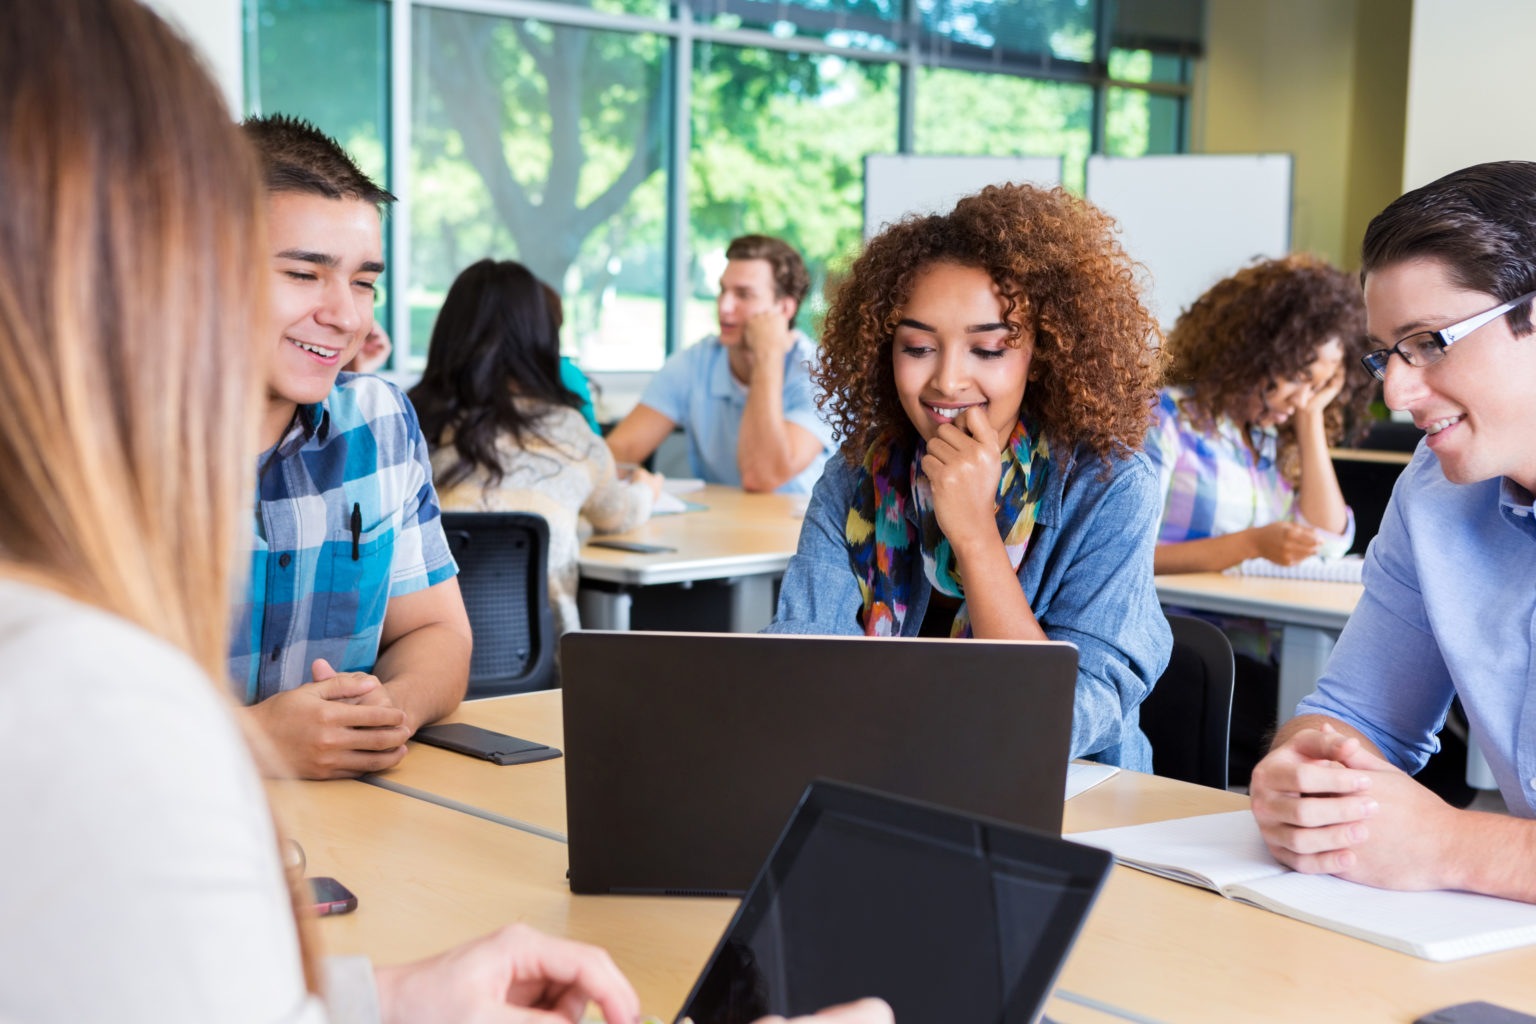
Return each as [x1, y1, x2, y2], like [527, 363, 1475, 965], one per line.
[1154, 572, 1360, 721]
[576, 485, 805, 632]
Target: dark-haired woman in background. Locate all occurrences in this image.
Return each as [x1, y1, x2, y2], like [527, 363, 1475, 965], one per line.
[410, 259, 661, 634]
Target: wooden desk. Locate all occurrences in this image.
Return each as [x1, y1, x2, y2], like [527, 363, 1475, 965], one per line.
[368, 691, 570, 838]
[576, 485, 806, 631]
[270, 776, 734, 1016]
[278, 758, 1536, 1022]
[1155, 572, 1363, 721]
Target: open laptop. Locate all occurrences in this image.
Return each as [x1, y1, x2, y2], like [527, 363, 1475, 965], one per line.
[561, 631, 1079, 895]
[676, 779, 1113, 1024]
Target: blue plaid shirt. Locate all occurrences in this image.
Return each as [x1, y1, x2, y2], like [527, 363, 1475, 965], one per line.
[230, 373, 457, 704]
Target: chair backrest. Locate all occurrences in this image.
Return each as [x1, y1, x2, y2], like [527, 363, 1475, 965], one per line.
[1140, 614, 1235, 790]
[439, 511, 557, 698]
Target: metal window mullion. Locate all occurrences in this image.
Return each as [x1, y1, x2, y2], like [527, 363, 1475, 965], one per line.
[390, 0, 414, 366]
[897, 0, 919, 152]
[667, 1, 694, 356]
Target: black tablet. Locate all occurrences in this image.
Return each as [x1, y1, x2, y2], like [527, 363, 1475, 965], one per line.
[676, 780, 1113, 1024]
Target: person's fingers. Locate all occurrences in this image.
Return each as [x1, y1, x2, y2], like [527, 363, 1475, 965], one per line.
[1259, 792, 1378, 830]
[341, 720, 413, 750]
[1330, 739, 1395, 773]
[510, 931, 640, 1024]
[323, 744, 408, 777]
[1288, 759, 1373, 796]
[309, 671, 379, 701]
[310, 658, 337, 682]
[1268, 819, 1371, 856]
[321, 699, 408, 731]
[959, 405, 992, 444]
[1276, 845, 1358, 876]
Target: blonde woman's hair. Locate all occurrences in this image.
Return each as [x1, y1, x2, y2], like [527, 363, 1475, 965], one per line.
[0, 0, 324, 990]
[0, 0, 262, 680]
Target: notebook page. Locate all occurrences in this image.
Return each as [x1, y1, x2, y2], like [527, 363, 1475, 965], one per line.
[1068, 810, 1284, 892]
[1233, 870, 1536, 962]
[1226, 555, 1363, 583]
[651, 493, 705, 516]
[1065, 763, 1119, 800]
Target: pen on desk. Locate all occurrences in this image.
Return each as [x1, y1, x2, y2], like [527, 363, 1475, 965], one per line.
[350, 502, 362, 561]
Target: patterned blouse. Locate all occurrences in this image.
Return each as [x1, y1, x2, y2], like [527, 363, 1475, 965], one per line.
[1144, 387, 1353, 555]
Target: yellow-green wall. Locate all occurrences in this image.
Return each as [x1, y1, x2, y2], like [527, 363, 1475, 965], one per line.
[1194, 0, 1411, 270]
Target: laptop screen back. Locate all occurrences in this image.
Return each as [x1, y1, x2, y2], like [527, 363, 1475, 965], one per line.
[677, 781, 1112, 1024]
[561, 631, 1080, 896]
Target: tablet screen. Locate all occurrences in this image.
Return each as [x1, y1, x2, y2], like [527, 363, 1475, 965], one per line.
[677, 782, 1111, 1024]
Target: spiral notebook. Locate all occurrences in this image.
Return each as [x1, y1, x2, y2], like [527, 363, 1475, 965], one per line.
[1227, 554, 1364, 583]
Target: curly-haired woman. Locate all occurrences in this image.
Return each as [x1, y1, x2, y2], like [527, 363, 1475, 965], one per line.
[1147, 254, 1375, 574]
[1145, 254, 1374, 783]
[766, 183, 1171, 769]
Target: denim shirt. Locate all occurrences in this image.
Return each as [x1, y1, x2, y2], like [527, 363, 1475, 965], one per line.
[768, 443, 1171, 769]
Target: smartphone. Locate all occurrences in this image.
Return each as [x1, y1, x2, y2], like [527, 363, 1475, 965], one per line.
[588, 539, 675, 554]
[413, 722, 562, 766]
[308, 876, 358, 917]
[1416, 1003, 1536, 1024]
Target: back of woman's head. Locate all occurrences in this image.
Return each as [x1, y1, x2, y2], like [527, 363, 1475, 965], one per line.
[1362, 160, 1536, 337]
[1164, 254, 1370, 417]
[819, 182, 1161, 462]
[410, 259, 582, 489]
[0, 0, 264, 677]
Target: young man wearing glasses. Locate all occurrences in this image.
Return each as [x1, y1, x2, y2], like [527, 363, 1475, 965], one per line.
[1249, 161, 1536, 901]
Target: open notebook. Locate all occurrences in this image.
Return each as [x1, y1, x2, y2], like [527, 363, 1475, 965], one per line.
[1226, 554, 1364, 583]
[1070, 810, 1536, 962]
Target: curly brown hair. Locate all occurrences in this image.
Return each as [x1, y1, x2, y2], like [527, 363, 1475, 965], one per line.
[818, 183, 1162, 465]
[1163, 254, 1375, 483]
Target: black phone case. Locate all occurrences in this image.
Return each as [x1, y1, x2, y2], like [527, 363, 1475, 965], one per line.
[1416, 1004, 1536, 1024]
[588, 539, 676, 554]
[414, 723, 562, 766]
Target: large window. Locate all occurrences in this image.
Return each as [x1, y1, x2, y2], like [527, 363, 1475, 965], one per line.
[691, 47, 898, 345]
[411, 7, 670, 370]
[247, 0, 1197, 372]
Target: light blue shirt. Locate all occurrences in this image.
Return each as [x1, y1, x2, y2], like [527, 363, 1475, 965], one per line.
[766, 443, 1172, 770]
[638, 331, 834, 495]
[1296, 444, 1536, 816]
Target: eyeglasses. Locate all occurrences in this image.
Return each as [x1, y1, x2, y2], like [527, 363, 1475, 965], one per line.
[1361, 290, 1536, 381]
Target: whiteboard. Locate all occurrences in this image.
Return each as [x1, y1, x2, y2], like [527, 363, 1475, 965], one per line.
[1085, 154, 1293, 330]
[863, 155, 1064, 240]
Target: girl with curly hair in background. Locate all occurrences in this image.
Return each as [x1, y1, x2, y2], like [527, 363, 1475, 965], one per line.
[767, 183, 1171, 770]
[1147, 254, 1375, 576]
[1144, 254, 1374, 784]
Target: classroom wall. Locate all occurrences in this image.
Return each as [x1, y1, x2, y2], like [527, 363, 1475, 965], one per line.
[1192, 0, 1411, 270]
[1402, 0, 1536, 190]
[144, 0, 243, 116]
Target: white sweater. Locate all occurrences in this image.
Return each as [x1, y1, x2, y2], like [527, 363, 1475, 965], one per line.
[0, 579, 373, 1023]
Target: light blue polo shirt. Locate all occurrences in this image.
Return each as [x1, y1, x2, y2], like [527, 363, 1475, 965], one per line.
[638, 331, 835, 495]
[1296, 444, 1536, 816]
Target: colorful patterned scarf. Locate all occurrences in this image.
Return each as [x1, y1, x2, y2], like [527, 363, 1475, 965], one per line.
[845, 417, 1050, 638]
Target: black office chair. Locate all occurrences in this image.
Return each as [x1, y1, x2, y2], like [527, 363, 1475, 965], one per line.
[440, 511, 558, 698]
[1140, 614, 1235, 790]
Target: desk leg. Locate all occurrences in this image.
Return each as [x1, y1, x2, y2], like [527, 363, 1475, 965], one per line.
[578, 588, 632, 631]
[1276, 624, 1338, 723]
[727, 576, 777, 633]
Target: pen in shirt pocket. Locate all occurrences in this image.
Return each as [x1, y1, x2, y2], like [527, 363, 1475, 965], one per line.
[350, 502, 361, 561]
